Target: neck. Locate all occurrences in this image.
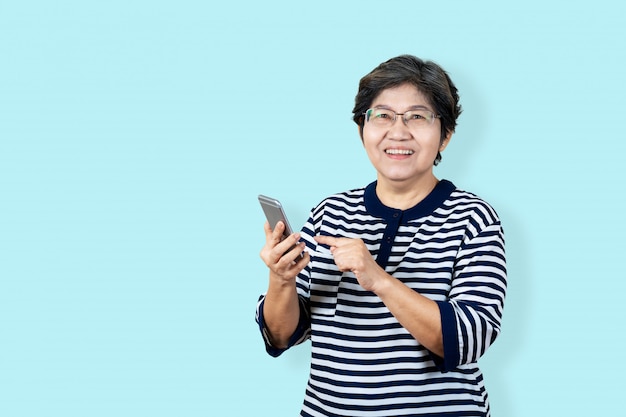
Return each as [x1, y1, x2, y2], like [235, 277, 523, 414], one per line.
[375, 175, 439, 210]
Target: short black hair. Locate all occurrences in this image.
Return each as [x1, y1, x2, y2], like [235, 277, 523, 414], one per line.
[352, 55, 462, 165]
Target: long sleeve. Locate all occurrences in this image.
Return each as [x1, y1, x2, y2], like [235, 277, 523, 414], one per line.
[436, 221, 507, 371]
[255, 294, 311, 357]
[254, 210, 318, 357]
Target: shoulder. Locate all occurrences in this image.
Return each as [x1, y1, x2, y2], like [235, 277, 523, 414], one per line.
[311, 186, 367, 214]
[302, 186, 372, 230]
[440, 185, 502, 234]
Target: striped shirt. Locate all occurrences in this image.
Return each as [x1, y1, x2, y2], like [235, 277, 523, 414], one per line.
[256, 180, 507, 416]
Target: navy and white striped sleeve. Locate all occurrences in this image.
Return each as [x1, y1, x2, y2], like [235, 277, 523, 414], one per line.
[436, 210, 507, 371]
[254, 211, 318, 357]
[255, 294, 311, 357]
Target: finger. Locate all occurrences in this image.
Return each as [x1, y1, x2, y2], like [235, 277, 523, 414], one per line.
[261, 222, 292, 265]
[274, 248, 310, 280]
[293, 248, 310, 268]
[272, 232, 302, 263]
[285, 241, 307, 264]
[315, 235, 351, 247]
[314, 235, 335, 246]
[271, 221, 286, 242]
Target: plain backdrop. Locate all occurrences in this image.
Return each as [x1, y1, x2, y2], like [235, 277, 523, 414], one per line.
[1, 1, 625, 415]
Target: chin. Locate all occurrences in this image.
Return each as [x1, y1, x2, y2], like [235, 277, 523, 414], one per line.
[380, 169, 433, 183]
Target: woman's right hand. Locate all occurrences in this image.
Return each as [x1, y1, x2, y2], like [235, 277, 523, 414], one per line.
[260, 221, 309, 284]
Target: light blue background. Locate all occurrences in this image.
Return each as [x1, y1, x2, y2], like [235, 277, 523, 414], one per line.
[1, 1, 624, 415]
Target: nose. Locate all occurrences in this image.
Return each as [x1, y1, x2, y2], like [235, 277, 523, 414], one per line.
[386, 115, 411, 140]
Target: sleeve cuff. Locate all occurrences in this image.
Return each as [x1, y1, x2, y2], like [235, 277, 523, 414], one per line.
[257, 296, 309, 358]
[432, 300, 460, 372]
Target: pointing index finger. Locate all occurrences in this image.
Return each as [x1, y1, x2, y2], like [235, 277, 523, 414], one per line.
[315, 235, 349, 247]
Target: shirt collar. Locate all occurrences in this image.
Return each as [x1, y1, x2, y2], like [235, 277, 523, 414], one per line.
[364, 179, 456, 222]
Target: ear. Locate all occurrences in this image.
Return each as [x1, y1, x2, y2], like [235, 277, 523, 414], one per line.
[439, 131, 453, 152]
[357, 125, 364, 142]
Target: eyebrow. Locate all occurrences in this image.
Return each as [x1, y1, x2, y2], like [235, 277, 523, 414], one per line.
[373, 104, 434, 112]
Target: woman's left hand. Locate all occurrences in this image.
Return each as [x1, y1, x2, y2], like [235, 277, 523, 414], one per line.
[314, 235, 386, 292]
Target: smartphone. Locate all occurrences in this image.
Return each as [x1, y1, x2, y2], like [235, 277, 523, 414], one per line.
[258, 194, 304, 258]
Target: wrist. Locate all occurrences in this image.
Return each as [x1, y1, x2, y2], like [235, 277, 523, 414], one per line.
[370, 269, 394, 296]
[268, 271, 297, 290]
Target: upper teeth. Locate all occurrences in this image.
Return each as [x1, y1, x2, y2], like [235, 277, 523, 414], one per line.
[386, 149, 413, 155]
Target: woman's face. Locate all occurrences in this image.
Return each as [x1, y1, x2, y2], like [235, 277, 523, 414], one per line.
[361, 83, 449, 188]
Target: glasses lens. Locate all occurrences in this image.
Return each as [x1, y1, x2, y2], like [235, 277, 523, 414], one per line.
[404, 110, 436, 127]
[367, 108, 395, 125]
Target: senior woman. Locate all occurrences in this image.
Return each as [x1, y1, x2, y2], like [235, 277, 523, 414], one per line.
[256, 55, 507, 417]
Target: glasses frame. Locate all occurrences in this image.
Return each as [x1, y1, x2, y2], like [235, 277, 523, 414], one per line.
[363, 107, 441, 127]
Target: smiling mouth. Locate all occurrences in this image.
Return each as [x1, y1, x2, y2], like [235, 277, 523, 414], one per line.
[385, 149, 414, 155]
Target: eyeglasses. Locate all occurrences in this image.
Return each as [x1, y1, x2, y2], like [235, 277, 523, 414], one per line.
[364, 107, 440, 128]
